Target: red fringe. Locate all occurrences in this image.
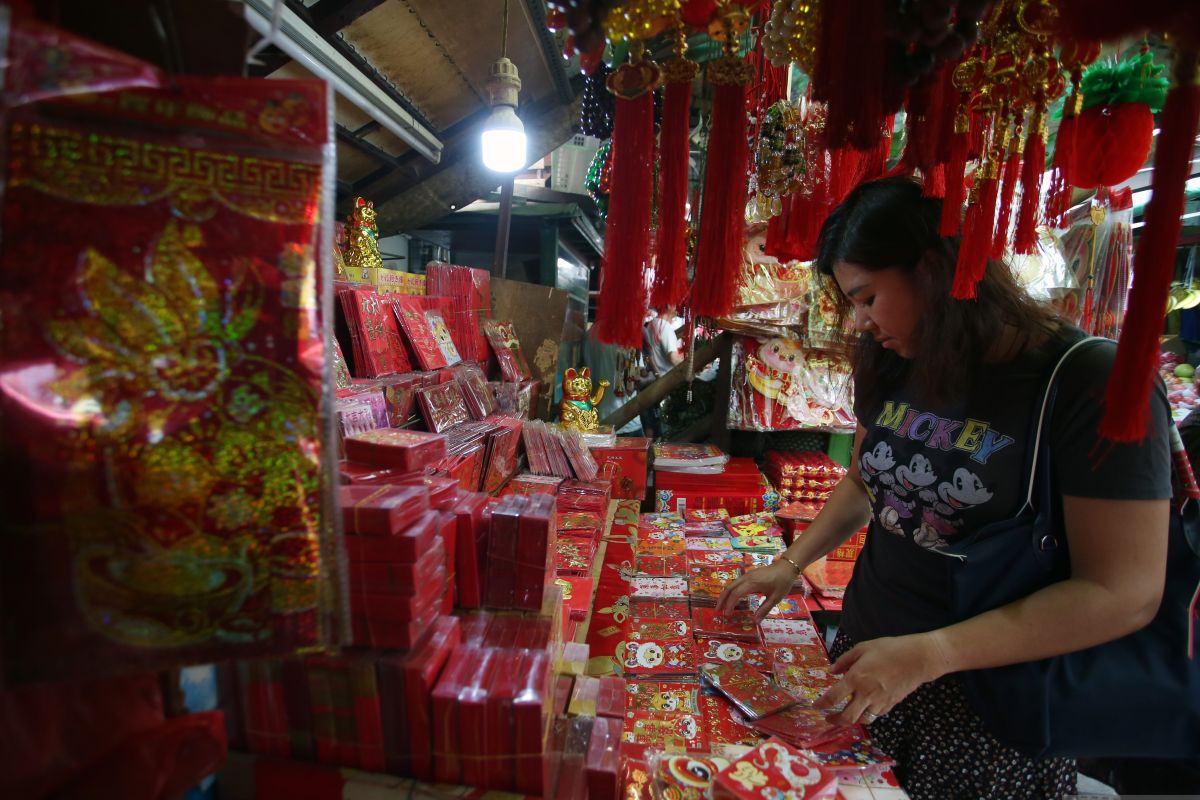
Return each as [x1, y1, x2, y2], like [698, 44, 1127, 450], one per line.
[594, 91, 654, 348]
[992, 143, 1022, 259]
[940, 126, 969, 236]
[651, 78, 692, 310]
[693, 81, 750, 318]
[1014, 125, 1045, 254]
[814, 0, 886, 150]
[924, 163, 947, 198]
[932, 65, 958, 166]
[1100, 76, 1200, 441]
[1053, 112, 1077, 186]
[952, 174, 999, 299]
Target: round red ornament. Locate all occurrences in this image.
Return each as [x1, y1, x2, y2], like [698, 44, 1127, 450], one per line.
[1069, 103, 1155, 188]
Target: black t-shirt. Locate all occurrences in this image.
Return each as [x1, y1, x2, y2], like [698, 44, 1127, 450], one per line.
[841, 327, 1173, 642]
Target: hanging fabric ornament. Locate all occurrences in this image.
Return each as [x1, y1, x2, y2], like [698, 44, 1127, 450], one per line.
[1014, 47, 1062, 254]
[940, 54, 982, 237]
[953, 111, 1006, 300]
[594, 44, 660, 348]
[692, 5, 754, 319]
[1068, 50, 1169, 189]
[652, 24, 698, 310]
[811, 0, 886, 150]
[991, 121, 1023, 260]
[1100, 48, 1200, 442]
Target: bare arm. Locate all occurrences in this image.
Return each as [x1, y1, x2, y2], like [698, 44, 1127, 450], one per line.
[717, 426, 873, 619]
[817, 495, 1170, 724]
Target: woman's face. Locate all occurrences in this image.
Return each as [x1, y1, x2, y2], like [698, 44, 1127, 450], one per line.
[832, 261, 923, 359]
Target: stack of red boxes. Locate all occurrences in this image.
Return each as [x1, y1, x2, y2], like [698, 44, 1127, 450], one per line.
[655, 457, 771, 516]
[484, 493, 557, 611]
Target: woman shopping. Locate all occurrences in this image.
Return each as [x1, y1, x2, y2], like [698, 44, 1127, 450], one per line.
[717, 177, 1173, 799]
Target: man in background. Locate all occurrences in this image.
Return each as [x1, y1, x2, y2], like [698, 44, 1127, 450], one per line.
[641, 305, 684, 437]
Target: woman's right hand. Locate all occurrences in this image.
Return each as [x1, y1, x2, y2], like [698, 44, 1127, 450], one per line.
[716, 560, 799, 622]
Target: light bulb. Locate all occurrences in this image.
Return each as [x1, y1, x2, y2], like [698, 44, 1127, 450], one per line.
[481, 105, 527, 172]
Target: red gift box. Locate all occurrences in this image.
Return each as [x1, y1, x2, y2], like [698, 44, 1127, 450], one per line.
[343, 428, 447, 472]
[304, 659, 338, 765]
[656, 457, 770, 516]
[348, 539, 444, 594]
[280, 659, 315, 761]
[347, 655, 385, 772]
[591, 436, 651, 500]
[432, 646, 473, 785]
[240, 660, 289, 758]
[596, 675, 626, 718]
[437, 511, 456, 613]
[458, 648, 499, 789]
[337, 460, 408, 485]
[390, 473, 459, 510]
[340, 484, 429, 537]
[485, 496, 523, 608]
[585, 715, 622, 800]
[377, 615, 461, 779]
[482, 648, 524, 790]
[350, 568, 445, 623]
[351, 606, 436, 650]
[513, 650, 552, 795]
[515, 493, 556, 611]
[451, 492, 489, 609]
[482, 615, 520, 649]
[343, 509, 439, 563]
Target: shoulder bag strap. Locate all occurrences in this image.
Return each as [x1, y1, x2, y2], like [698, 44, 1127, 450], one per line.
[1016, 336, 1110, 517]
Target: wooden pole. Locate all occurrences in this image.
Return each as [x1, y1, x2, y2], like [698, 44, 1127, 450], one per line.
[600, 332, 731, 431]
[493, 177, 515, 277]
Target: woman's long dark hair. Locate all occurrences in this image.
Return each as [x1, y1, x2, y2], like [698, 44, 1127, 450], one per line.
[815, 176, 1060, 413]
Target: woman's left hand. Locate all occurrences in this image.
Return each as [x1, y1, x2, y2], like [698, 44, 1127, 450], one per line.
[813, 632, 951, 726]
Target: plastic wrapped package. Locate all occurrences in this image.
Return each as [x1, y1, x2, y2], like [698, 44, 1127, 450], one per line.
[453, 362, 497, 419]
[394, 296, 449, 370]
[729, 336, 855, 432]
[648, 751, 733, 800]
[343, 508, 439, 561]
[379, 372, 437, 427]
[691, 608, 763, 642]
[379, 615, 460, 777]
[485, 495, 523, 608]
[0, 45, 342, 679]
[338, 484, 428, 536]
[348, 538, 444, 595]
[481, 648, 525, 790]
[554, 715, 594, 800]
[431, 646, 475, 785]
[484, 319, 532, 381]
[586, 715, 623, 800]
[561, 427, 601, 480]
[510, 473, 565, 495]
[452, 492, 490, 609]
[514, 650, 553, 795]
[482, 416, 523, 494]
[425, 309, 463, 367]
[700, 662, 796, 720]
[515, 493, 557, 611]
[388, 473, 459, 510]
[343, 428, 447, 471]
[416, 382, 470, 433]
[426, 262, 491, 363]
[459, 648, 500, 788]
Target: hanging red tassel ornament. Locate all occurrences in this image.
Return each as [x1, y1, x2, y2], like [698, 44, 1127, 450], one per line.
[940, 110, 970, 236]
[812, 0, 886, 150]
[924, 163, 946, 198]
[692, 18, 753, 319]
[952, 117, 1005, 300]
[991, 124, 1023, 260]
[593, 51, 660, 349]
[652, 32, 699, 311]
[1014, 109, 1046, 254]
[1100, 49, 1200, 442]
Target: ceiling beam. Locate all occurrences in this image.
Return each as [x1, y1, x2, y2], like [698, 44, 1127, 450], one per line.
[521, 0, 575, 105]
[308, 0, 387, 36]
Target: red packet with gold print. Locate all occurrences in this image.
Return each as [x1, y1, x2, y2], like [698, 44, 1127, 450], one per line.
[395, 296, 448, 370]
[691, 609, 763, 642]
[625, 681, 701, 714]
[648, 752, 732, 800]
[698, 693, 762, 751]
[629, 599, 691, 620]
[0, 50, 340, 680]
[712, 739, 837, 800]
[622, 710, 708, 752]
[700, 662, 796, 720]
[697, 637, 771, 671]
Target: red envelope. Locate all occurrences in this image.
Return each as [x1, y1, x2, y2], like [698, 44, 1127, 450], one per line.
[701, 661, 796, 720]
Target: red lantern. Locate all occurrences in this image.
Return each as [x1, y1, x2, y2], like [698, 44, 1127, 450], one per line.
[1069, 103, 1155, 188]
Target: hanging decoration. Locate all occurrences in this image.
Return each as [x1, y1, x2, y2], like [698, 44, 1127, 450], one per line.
[593, 40, 660, 348]
[584, 138, 614, 220]
[692, 2, 755, 319]
[1067, 50, 1169, 189]
[764, 102, 829, 263]
[761, 0, 821, 74]
[748, 101, 805, 222]
[652, 22, 699, 310]
[579, 62, 617, 139]
[1100, 48, 1200, 441]
[1044, 39, 1102, 228]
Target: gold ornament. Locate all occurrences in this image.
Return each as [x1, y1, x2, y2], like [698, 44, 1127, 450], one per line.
[559, 366, 609, 431]
[603, 0, 680, 42]
[343, 196, 384, 273]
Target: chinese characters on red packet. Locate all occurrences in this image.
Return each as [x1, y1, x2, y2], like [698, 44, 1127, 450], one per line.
[484, 319, 532, 381]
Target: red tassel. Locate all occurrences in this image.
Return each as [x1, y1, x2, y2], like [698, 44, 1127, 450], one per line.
[652, 72, 694, 309]
[940, 117, 969, 236]
[953, 171, 999, 299]
[1100, 55, 1200, 442]
[1014, 118, 1046, 254]
[1053, 111, 1077, 186]
[813, 0, 886, 150]
[693, 65, 751, 318]
[924, 163, 947, 198]
[594, 90, 655, 348]
[991, 137, 1022, 259]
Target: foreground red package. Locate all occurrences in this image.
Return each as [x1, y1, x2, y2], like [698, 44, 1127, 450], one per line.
[339, 484, 429, 536]
[344, 428, 448, 472]
[350, 566, 445, 622]
[390, 473, 459, 510]
[347, 655, 385, 772]
[343, 509, 439, 563]
[595, 675, 626, 718]
[691, 608, 764, 642]
[513, 650, 552, 795]
[376, 615, 461, 778]
[351, 606, 435, 650]
[0, 64, 336, 678]
[437, 511, 457, 613]
[431, 646, 474, 785]
[485, 496, 523, 608]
